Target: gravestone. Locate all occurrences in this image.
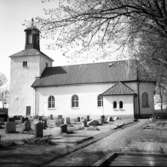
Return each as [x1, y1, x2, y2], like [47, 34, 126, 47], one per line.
[66, 117, 71, 125]
[83, 118, 88, 127]
[77, 117, 81, 122]
[88, 119, 100, 126]
[109, 116, 113, 122]
[86, 115, 90, 121]
[35, 122, 43, 137]
[24, 119, 31, 131]
[100, 115, 105, 124]
[47, 119, 55, 128]
[42, 119, 47, 129]
[50, 114, 53, 120]
[61, 124, 67, 133]
[5, 121, 16, 133]
[57, 115, 64, 126]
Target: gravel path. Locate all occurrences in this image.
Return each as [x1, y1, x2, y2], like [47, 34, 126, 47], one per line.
[44, 119, 148, 166]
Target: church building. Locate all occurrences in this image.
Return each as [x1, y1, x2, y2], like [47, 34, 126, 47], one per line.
[9, 23, 156, 119]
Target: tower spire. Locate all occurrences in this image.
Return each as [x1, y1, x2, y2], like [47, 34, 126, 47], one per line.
[24, 18, 40, 50]
[31, 18, 34, 27]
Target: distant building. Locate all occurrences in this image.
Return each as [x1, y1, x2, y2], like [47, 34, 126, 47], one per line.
[9, 22, 156, 119]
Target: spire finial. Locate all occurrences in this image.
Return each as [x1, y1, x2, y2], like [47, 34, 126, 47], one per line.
[31, 18, 34, 27]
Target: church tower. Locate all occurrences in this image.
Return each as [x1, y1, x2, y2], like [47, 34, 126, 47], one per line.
[24, 19, 40, 50]
[9, 19, 53, 117]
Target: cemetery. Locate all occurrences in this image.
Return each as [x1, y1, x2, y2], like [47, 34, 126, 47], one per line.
[0, 115, 134, 147]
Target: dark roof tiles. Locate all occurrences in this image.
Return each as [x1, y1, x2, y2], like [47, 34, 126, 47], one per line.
[10, 48, 53, 61]
[32, 60, 155, 88]
[102, 82, 136, 96]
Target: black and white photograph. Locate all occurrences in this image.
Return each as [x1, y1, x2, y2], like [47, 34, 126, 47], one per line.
[1, 0, 167, 166]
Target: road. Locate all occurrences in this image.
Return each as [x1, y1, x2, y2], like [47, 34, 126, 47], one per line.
[42, 119, 147, 166]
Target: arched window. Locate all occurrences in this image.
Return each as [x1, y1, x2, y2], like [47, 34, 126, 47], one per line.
[113, 101, 117, 109]
[142, 92, 149, 108]
[97, 95, 103, 107]
[72, 95, 79, 108]
[119, 101, 123, 109]
[48, 96, 55, 108]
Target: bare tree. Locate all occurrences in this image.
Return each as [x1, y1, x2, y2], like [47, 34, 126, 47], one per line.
[35, 0, 167, 69]
[0, 72, 7, 87]
[0, 89, 9, 108]
[0, 73, 8, 108]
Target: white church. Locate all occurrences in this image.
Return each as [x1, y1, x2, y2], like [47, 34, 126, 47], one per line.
[9, 23, 156, 119]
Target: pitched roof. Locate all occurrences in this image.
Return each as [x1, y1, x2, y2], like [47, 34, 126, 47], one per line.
[32, 59, 155, 88]
[10, 48, 53, 61]
[102, 82, 136, 96]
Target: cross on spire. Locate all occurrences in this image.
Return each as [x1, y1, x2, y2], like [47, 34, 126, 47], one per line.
[31, 18, 34, 27]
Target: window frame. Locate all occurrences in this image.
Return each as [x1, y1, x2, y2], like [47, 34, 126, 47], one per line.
[119, 101, 123, 109]
[97, 95, 103, 107]
[113, 101, 117, 109]
[48, 95, 55, 109]
[26, 106, 31, 116]
[142, 92, 149, 108]
[23, 61, 28, 68]
[71, 95, 79, 108]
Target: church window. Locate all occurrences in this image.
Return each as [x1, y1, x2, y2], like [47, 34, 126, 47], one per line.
[26, 106, 31, 116]
[119, 101, 123, 109]
[142, 92, 149, 108]
[113, 101, 117, 109]
[45, 63, 48, 67]
[97, 95, 103, 107]
[48, 96, 55, 108]
[23, 61, 27, 68]
[72, 95, 79, 108]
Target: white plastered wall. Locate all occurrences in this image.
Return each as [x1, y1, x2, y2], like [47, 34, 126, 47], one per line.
[9, 55, 52, 117]
[35, 83, 137, 118]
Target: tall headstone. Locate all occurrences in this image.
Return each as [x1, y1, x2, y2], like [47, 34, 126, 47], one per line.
[35, 122, 43, 137]
[24, 119, 31, 131]
[86, 115, 90, 121]
[83, 118, 88, 127]
[43, 119, 47, 129]
[101, 115, 105, 124]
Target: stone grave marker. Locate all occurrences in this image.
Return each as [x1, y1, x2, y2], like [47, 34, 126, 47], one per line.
[35, 122, 43, 137]
[83, 118, 88, 127]
[100, 115, 105, 124]
[86, 115, 90, 121]
[42, 119, 47, 129]
[47, 119, 55, 128]
[57, 116, 64, 126]
[60, 124, 67, 133]
[5, 121, 16, 133]
[24, 119, 31, 131]
[66, 117, 71, 125]
[88, 119, 100, 126]
[77, 117, 81, 122]
[50, 114, 54, 120]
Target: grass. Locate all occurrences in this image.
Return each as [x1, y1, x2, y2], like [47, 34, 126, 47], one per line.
[122, 120, 167, 154]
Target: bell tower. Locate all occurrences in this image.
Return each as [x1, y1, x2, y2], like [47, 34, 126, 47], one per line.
[24, 18, 40, 50]
[9, 19, 53, 117]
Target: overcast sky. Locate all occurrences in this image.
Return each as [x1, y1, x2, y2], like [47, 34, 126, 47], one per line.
[0, 0, 68, 84]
